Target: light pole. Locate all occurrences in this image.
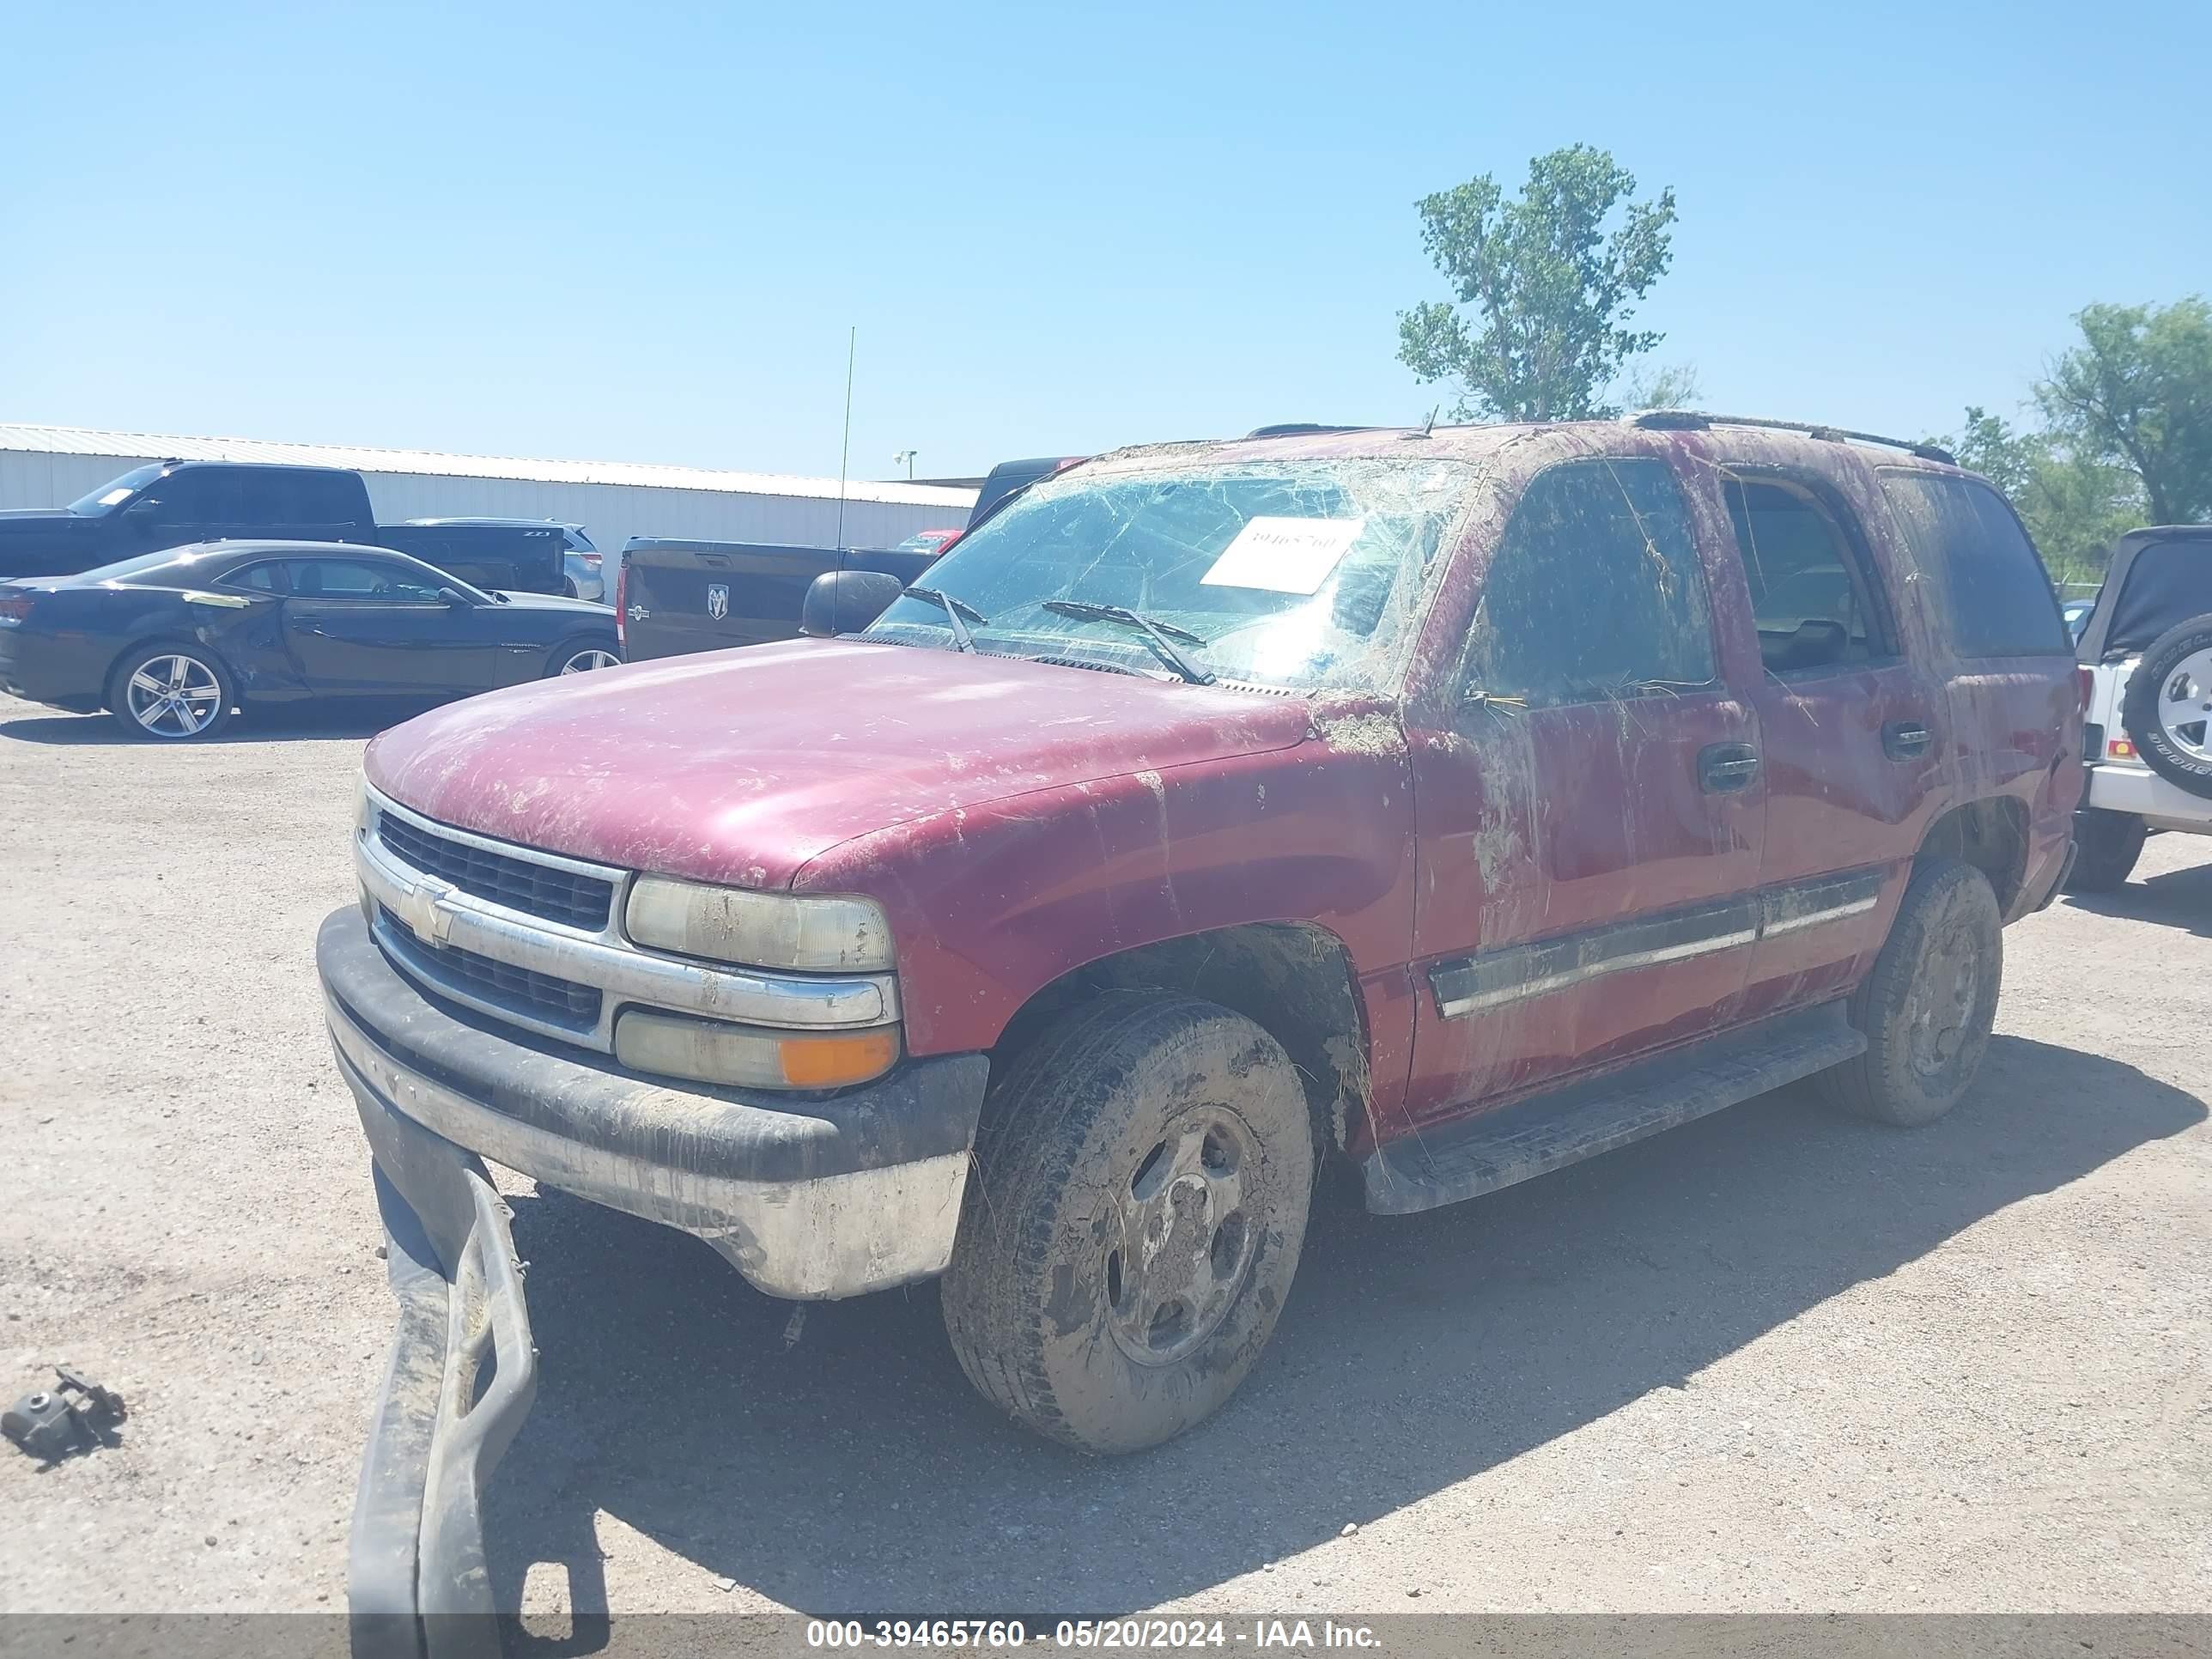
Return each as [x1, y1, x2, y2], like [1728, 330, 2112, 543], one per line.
[893, 449, 918, 480]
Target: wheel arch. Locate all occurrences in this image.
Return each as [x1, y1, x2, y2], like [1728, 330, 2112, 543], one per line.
[1915, 794, 2029, 913]
[986, 921, 1373, 1167]
[544, 630, 621, 674]
[103, 633, 237, 708]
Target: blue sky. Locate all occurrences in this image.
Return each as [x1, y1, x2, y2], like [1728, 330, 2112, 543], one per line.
[5, 1, 2206, 483]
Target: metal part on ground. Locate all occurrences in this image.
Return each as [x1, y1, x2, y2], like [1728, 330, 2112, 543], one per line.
[3, 1367, 126, 1463]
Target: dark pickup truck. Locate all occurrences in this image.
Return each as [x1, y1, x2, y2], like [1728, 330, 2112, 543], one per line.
[0, 460, 571, 593]
[616, 538, 945, 660]
[616, 455, 1080, 661]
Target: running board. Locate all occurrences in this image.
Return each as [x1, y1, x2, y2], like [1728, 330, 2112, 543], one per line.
[1362, 1001, 1865, 1216]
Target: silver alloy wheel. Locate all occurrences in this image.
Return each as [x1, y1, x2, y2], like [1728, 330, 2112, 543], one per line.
[125, 654, 224, 738]
[559, 648, 619, 675]
[2157, 646, 2212, 763]
[1103, 1110, 1260, 1366]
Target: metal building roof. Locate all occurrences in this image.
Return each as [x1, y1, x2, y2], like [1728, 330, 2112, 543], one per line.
[0, 422, 975, 510]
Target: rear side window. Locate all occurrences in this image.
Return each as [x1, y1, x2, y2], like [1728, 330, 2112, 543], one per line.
[2101, 538, 2212, 654]
[222, 561, 290, 593]
[1723, 478, 1893, 674]
[1880, 472, 2071, 658]
[248, 470, 359, 526]
[292, 471, 364, 524]
[1462, 458, 1716, 708]
[288, 558, 445, 602]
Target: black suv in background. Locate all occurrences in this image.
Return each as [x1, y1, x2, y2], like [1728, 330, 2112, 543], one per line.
[0, 460, 571, 593]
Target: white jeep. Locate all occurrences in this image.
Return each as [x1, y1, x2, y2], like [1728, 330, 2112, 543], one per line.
[2070, 526, 2212, 890]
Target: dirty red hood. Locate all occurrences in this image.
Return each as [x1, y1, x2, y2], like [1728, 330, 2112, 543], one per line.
[364, 639, 1312, 888]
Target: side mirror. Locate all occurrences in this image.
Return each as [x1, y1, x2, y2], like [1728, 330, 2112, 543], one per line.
[437, 586, 472, 607]
[801, 569, 905, 639]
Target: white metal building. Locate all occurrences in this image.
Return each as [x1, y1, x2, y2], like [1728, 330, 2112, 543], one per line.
[0, 423, 976, 554]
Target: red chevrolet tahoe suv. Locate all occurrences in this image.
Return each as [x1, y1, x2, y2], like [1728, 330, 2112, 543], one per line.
[319, 415, 2080, 1629]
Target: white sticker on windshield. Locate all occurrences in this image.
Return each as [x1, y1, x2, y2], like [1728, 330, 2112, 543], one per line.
[1200, 517, 1365, 595]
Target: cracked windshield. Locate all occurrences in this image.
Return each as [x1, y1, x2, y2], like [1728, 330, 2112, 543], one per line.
[866, 459, 1469, 690]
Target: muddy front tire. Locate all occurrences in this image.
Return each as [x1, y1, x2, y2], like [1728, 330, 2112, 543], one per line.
[1819, 858, 2002, 1127]
[941, 992, 1315, 1455]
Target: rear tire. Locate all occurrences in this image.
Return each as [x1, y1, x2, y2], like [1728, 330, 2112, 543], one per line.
[941, 992, 1315, 1454]
[106, 642, 234, 741]
[1817, 858, 2002, 1127]
[2064, 809, 2146, 893]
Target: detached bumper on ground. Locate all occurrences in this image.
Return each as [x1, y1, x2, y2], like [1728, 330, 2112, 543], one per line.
[349, 1087, 534, 1659]
[319, 905, 989, 1644]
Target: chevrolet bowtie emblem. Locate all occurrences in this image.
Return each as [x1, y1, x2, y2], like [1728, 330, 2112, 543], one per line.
[399, 878, 459, 946]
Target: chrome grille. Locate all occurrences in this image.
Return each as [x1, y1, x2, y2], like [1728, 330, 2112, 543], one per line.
[379, 905, 603, 1029]
[375, 809, 614, 931]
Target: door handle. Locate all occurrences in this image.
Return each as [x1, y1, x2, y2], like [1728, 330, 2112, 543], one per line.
[1698, 742, 1760, 793]
[292, 621, 327, 636]
[1882, 720, 1934, 760]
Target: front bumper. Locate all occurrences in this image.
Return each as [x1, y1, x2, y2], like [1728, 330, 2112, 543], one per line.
[320, 905, 988, 1299]
[349, 1088, 535, 1659]
[327, 903, 988, 1650]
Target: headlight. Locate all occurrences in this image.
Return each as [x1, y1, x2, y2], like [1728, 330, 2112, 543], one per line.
[624, 876, 895, 971]
[616, 1010, 900, 1090]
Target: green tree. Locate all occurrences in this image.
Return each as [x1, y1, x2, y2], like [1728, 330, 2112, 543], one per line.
[1616, 361, 1703, 413]
[2035, 297, 2212, 526]
[1398, 145, 1677, 422]
[1931, 404, 2142, 584]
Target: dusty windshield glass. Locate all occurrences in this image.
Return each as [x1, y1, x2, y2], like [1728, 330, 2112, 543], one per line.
[66, 464, 165, 515]
[864, 458, 1472, 691]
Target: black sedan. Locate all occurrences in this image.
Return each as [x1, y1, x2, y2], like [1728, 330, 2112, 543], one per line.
[0, 541, 622, 740]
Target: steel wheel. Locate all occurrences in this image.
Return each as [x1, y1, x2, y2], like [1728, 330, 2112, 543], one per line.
[2155, 646, 2212, 764]
[1902, 909, 1981, 1078]
[125, 653, 225, 738]
[558, 647, 619, 675]
[1818, 858, 2001, 1127]
[1104, 1109, 1260, 1366]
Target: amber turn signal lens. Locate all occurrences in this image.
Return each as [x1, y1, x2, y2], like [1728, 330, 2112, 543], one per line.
[2107, 737, 2136, 759]
[615, 1009, 901, 1090]
[777, 1029, 901, 1088]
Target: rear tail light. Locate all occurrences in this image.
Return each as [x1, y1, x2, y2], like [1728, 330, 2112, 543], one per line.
[581, 551, 602, 568]
[614, 561, 627, 648]
[2106, 735, 2137, 760]
[2076, 666, 2094, 712]
[0, 594, 33, 625]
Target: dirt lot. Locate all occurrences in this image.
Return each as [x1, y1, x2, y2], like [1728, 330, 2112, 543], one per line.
[1, 688, 2206, 1620]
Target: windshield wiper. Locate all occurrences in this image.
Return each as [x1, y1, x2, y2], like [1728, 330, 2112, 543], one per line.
[903, 586, 988, 653]
[1039, 600, 1214, 684]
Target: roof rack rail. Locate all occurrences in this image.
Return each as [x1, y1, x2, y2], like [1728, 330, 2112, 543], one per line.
[1245, 422, 1382, 439]
[1631, 410, 1956, 466]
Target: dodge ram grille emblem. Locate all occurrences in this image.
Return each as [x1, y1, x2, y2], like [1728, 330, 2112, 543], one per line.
[706, 584, 729, 621]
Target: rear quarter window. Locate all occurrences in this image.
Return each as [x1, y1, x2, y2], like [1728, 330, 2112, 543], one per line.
[1879, 471, 2071, 658]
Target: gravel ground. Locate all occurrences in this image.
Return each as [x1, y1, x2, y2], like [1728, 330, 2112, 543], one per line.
[0, 688, 2206, 1619]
